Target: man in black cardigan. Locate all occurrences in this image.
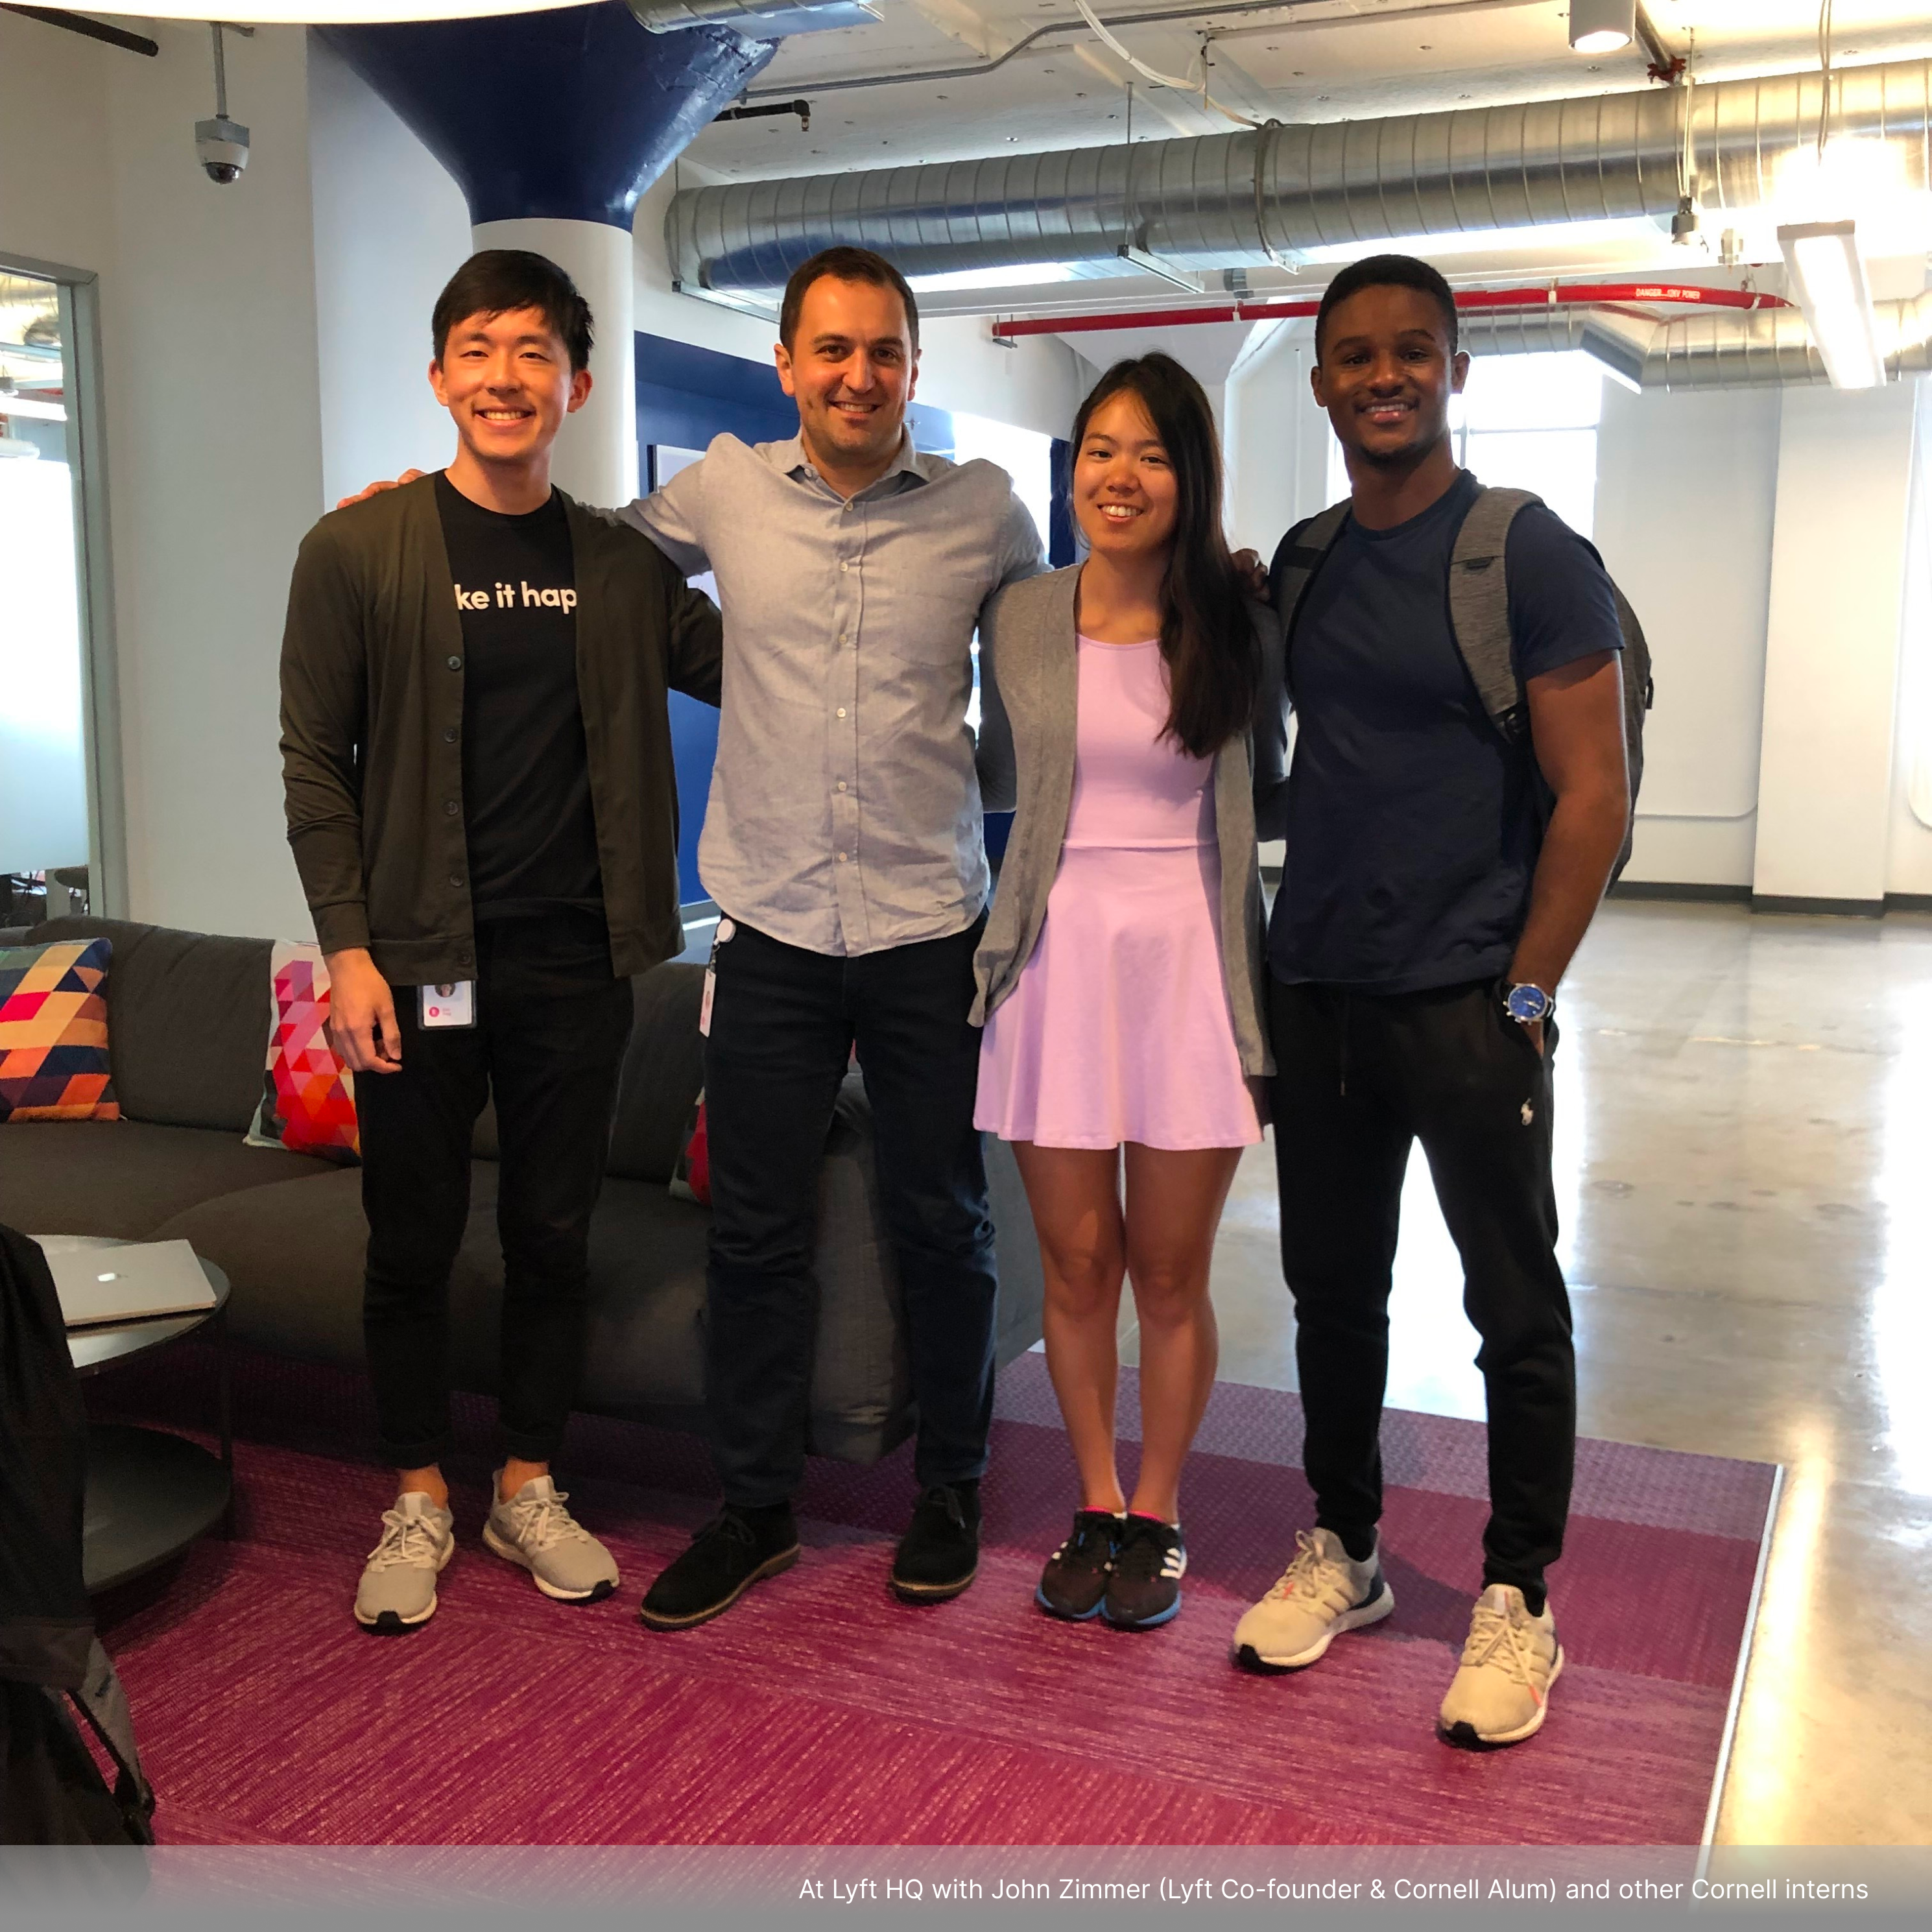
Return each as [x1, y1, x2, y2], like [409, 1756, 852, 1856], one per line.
[280, 251, 721, 1635]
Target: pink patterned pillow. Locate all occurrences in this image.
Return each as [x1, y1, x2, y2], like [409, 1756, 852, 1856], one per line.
[246, 942, 359, 1162]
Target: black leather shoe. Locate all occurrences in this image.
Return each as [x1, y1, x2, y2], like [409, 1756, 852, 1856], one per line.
[891, 1481, 981, 1603]
[639, 1504, 798, 1630]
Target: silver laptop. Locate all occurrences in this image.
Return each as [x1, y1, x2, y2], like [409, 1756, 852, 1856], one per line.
[42, 1237, 217, 1330]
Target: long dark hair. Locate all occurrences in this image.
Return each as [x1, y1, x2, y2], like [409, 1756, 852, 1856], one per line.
[1069, 354, 1259, 759]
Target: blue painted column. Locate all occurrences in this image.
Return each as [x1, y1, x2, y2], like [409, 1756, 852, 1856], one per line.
[322, 1, 773, 506]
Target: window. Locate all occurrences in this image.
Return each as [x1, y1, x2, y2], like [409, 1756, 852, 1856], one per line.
[1325, 349, 1604, 536]
[0, 265, 94, 922]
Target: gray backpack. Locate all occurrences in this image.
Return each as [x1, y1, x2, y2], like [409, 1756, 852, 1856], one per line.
[1269, 484, 1652, 881]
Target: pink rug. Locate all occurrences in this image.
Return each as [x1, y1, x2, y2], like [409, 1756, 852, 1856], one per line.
[86, 1346, 1775, 1848]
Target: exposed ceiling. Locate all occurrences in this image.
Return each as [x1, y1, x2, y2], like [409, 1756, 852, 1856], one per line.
[677, 0, 1932, 182]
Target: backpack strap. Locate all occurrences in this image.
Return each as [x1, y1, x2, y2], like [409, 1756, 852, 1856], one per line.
[58, 1638, 154, 1841]
[1447, 483, 1542, 745]
[1268, 500, 1352, 697]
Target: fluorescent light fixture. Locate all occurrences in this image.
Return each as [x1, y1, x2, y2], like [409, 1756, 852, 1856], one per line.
[0, 394, 67, 424]
[908, 264, 1076, 294]
[1569, 0, 1634, 54]
[1778, 220, 1885, 390]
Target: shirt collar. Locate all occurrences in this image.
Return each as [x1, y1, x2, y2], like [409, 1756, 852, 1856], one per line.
[775, 429, 929, 499]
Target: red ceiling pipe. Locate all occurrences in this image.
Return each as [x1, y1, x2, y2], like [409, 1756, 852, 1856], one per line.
[990, 281, 1790, 339]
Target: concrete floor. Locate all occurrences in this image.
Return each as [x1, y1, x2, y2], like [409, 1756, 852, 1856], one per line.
[1117, 899, 1932, 1846]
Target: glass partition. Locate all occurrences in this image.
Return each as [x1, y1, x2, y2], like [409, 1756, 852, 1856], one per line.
[0, 266, 91, 923]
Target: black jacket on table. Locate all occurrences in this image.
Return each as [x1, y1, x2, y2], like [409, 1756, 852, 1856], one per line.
[279, 474, 722, 988]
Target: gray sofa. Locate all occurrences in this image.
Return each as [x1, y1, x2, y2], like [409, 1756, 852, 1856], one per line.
[0, 916, 1044, 1462]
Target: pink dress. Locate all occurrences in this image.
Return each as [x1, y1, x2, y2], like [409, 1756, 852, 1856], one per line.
[974, 636, 1263, 1151]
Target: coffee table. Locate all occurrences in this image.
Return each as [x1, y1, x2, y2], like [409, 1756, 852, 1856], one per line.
[53, 1235, 234, 1594]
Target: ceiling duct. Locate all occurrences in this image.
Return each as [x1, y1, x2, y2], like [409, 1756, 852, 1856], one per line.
[628, 0, 867, 30]
[1458, 289, 1932, 388]
[670, 54, 1932, 292]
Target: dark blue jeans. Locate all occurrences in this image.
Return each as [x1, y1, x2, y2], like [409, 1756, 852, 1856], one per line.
[703, 915, 997, 1508]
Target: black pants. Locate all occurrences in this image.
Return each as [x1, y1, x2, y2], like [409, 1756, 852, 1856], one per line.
[704, 916, 997, 1507]
[1269, 976, 1574, 1597]
[357, 918, 634, 1468]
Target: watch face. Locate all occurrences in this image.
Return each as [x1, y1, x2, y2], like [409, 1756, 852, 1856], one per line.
[1506, 984, 1551, 1023]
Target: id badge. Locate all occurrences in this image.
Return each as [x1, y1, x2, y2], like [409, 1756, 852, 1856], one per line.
[698, 918, 735, 1038]
[420, 981, 476, 1029]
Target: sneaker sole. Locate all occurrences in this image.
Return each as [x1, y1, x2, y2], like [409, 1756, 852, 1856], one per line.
[481, 1523, 619, 1604]
[355, 1595, 438, 1635]
[1232, 1583, 1396, 1673]
[1034, 1584, 1107, 1621]
[638, 1544, 800, 1631]
[1439, 1645, 1565, 1749]
[1103, 1592, 1182, 1631]
[354, 1532, 455, 1634]
[890, 1562, 977, 1604]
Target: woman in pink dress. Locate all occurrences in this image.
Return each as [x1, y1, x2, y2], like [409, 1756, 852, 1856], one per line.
[973, 355, 1287, 1629]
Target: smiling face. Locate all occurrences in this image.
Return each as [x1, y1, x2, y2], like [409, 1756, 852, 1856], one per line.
[774, 275, 918, 486]
[1072, 387, 1179, 564]
[430, 305, 590, 475]
[1312, 282, 1468, 470]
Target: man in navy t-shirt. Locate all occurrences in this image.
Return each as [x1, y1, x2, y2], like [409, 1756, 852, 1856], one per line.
[1230, 256, 1630, 1750]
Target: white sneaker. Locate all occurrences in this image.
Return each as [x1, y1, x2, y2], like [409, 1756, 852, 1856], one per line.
[354, 1491, 456, 1634]
[1437, 1584, 1565, 1747]
[1230, 1527, 1394, 1672]
[483, 1472, 620, 1604]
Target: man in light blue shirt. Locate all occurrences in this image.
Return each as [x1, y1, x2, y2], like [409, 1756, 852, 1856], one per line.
[632, 249, 1045, 1630]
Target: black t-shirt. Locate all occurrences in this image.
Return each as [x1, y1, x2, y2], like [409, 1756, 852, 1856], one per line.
[435, 474, 608, 964]
[1267, 469, 1624, 994]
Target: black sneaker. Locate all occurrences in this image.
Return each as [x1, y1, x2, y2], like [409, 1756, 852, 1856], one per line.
[1036, 1509, 1122, 1621]
[890, 1481, 981, 1603]
[1103, 1516, 1186, 1630]
[638, 1504, 799, 1631]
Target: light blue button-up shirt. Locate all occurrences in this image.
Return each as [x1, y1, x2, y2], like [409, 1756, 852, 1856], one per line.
[625, 432, 1045, 957]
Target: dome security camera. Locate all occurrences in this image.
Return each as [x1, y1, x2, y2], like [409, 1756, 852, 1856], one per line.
[195, 25, 246, 185]
[195, 115, 249, 185]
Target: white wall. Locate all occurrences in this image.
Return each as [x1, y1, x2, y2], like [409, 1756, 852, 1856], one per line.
[1753, 381, 1920, 905]
[1595, 383, 1783, 890]
[1223, 325, 1337, 556]
[1884, 379, 1932, 899]
[3, 14, 324, 942]
[307, 36, 468, 510]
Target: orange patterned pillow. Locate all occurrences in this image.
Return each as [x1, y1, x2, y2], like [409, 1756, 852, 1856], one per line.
[0, 936, 120, 1122]
[246, 941, 359, 1162]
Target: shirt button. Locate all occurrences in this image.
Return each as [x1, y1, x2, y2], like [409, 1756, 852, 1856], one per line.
[444, 800, 459, 816]
[448, 874, 462, 888]
[837, 706, 847, 719]
[839, 562, 849, 573]
[443, 728, 458, 744]
[446, 655, 462, 671]
[837, 780, 848, 791]
[837, 852, 848, 863]
[839, 632, 849, 645]
[458, 950, 473, 966]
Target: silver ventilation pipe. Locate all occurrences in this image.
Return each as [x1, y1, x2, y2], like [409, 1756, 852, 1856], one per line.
[627, 0, 850, 30]
[1457, 291, 1932, 389]
[670, 55, 1932, 291]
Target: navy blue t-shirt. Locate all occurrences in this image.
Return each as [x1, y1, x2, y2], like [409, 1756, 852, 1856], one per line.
[1267, 469, 1623, 995]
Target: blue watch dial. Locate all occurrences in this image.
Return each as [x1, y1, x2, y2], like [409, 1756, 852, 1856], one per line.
[1505, 983, 1553, 1024]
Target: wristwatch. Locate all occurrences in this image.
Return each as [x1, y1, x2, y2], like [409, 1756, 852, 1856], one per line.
[1503, 982, 1553, 1026]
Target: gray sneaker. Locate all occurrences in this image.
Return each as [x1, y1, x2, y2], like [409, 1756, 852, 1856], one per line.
[483, 1473, 620, 1604]
[354, 1491, 456, 1634]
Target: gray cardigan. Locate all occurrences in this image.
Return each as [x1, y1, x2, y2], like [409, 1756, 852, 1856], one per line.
[972, 564, 1289, 1077]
